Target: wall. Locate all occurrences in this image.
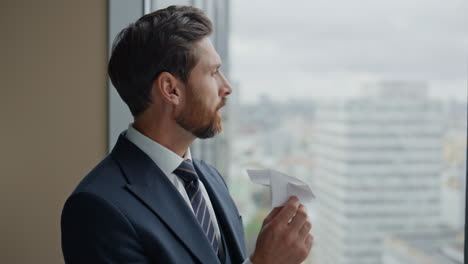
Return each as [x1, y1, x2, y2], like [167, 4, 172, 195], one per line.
[0, 0, 108, 262]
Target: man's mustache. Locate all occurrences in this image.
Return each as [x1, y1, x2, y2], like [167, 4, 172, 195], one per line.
[217, 97, 227, 110]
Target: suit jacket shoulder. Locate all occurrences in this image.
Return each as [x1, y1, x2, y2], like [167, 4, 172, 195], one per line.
[61, 134, 246, 264]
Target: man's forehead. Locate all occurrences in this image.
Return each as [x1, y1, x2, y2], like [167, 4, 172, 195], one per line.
[194, 38, 222, 67]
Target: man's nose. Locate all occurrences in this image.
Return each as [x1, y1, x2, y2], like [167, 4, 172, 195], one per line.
[219, 71, 232, 96]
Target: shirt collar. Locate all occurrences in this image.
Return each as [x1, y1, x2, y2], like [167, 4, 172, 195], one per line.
[125, 124, 192, 176]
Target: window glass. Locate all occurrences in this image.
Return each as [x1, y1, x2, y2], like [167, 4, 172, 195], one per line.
[229, 1, 467, 263]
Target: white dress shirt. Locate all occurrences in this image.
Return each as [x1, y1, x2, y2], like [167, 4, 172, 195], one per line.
[125, 124, 252, 264]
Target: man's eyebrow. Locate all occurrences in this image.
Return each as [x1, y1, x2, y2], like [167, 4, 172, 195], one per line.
[208, 63, 222, 69]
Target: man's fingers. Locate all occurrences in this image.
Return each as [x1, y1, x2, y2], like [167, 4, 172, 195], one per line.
[305, 234, 314, 249]
[263, 206, 283, 225]
[298, 219, 312, 237]
[289, 205, 308, 231]
[273, 196, 300, 224]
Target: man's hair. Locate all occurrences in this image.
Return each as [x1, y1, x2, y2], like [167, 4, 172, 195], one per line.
[108, 5, 213, 117]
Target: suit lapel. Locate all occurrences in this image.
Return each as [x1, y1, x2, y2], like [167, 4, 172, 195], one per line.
[194, 160, 246, 261]
[111, 134, 219, 264]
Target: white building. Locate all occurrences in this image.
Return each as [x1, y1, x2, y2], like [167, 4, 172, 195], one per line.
[311, 81, 444, 264]
[440, 101, 467, 229]
[382, 229, 464, 264]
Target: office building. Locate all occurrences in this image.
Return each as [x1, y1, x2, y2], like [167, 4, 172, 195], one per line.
[311, 81, 444, 264]
[382, 229, 464, 264]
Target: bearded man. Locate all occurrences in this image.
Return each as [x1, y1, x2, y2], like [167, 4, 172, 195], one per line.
[61, 5, 313, 264]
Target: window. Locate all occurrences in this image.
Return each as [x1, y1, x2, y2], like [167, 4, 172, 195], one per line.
[228, 1, 467, 264]
[108, 1, 467, 263]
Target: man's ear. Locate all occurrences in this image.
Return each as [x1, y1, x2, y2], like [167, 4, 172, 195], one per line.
[154, 72, 182, 105]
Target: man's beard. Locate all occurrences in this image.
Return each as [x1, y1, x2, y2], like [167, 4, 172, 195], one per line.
[175, 87, 226, 139]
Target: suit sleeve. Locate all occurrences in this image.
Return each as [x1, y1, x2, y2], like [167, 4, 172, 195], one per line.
[61, 191, 150, 264]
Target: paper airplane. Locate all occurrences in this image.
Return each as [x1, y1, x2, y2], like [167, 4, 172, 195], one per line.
[247, 169, 315, 208]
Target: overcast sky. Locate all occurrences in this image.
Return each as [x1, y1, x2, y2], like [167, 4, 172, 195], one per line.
[230, 0, 468, 103]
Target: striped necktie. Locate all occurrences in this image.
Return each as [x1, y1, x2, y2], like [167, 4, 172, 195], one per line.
[173, 159, 220, 255]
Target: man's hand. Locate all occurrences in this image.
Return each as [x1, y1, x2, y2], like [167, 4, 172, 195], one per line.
[250, 196, 313, 264]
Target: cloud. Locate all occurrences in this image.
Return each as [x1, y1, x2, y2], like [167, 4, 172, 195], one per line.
[229, 0, 468, 102]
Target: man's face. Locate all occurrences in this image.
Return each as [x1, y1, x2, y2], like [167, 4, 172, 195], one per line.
[175, 37, 232, 139]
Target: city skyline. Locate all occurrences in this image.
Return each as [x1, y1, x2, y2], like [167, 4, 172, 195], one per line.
[227, 80, 466, 263]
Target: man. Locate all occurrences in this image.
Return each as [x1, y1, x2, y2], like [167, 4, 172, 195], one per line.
[61, 5, 313, 264]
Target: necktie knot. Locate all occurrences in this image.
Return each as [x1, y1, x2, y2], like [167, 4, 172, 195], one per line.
[173, 159, 198, 184]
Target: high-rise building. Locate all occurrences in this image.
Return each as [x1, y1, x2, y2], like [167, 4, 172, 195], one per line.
[311, 81, 444, 264]
[440, 100, 467, 229]
[382, 229, 464, 264]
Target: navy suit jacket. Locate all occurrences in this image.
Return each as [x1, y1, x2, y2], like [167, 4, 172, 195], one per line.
[61, 133, 247, 263]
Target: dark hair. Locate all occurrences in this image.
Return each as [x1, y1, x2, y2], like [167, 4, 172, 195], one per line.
[108, 5, 213, 117]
